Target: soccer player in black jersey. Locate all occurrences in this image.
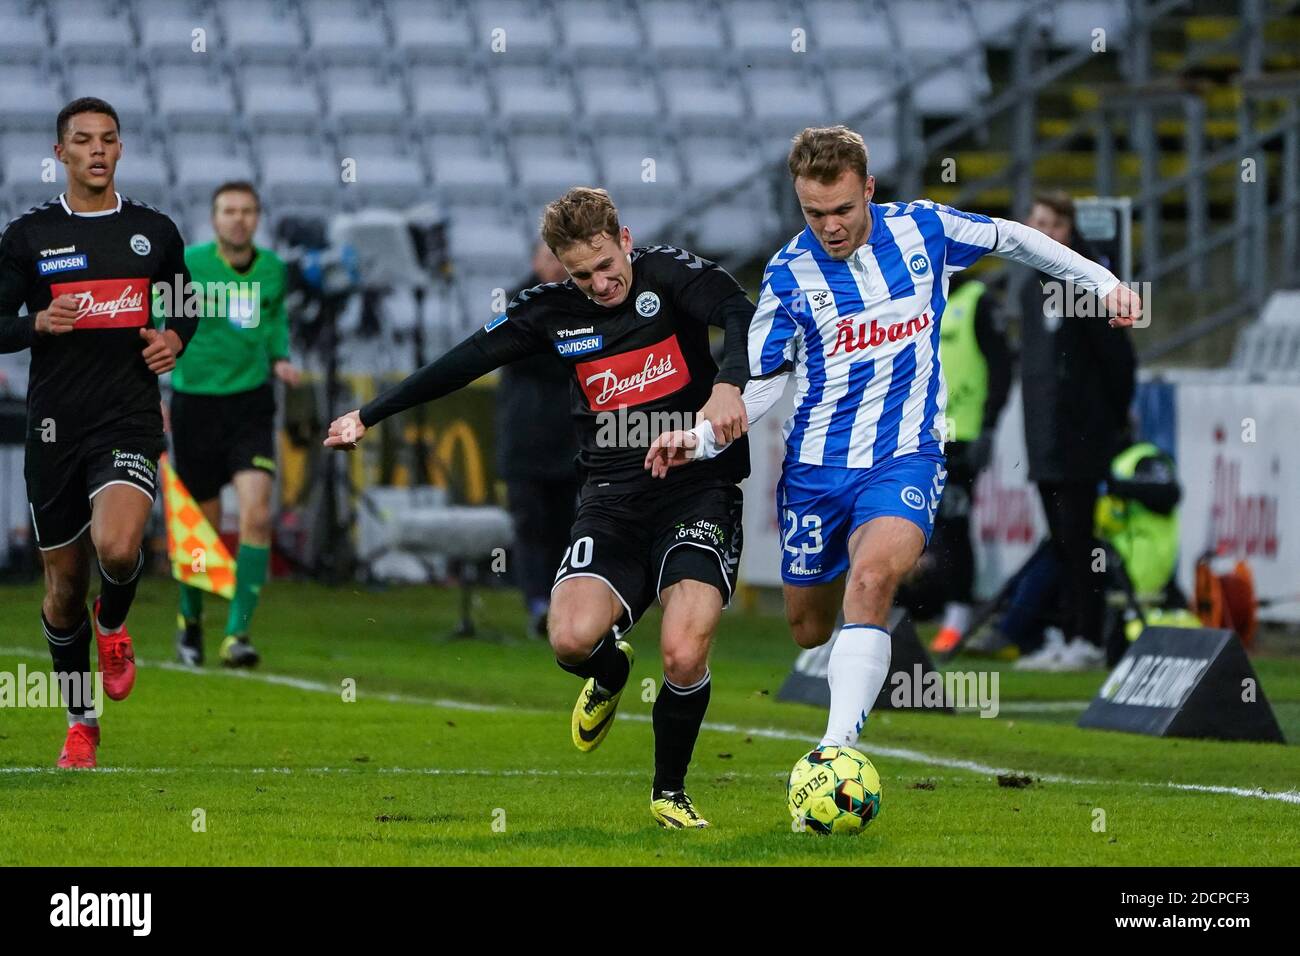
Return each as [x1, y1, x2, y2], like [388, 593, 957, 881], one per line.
[0, 98, 197, 768]
[327, 188, 754, 828]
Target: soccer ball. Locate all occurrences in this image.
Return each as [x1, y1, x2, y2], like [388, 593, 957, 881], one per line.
[787, 745, 882, 835]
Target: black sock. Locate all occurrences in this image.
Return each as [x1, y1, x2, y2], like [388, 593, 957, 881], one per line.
[556, 632, 630, 695]
[97, 548, 143, 631]
[43, 610, 92, 718]
[653, 671, 711, 795]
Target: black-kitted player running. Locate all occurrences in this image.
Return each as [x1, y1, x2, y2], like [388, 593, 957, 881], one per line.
[326, 188, 754, 828]
[0, 98, 197, 768]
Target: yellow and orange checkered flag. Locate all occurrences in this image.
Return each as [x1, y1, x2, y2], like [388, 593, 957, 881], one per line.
[160, 453, 236, 599]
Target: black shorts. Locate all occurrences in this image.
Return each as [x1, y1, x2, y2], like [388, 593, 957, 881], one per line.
[170, 384, 277, 502]
[26, 427, 162, 552]
[551, 477, 744, 634]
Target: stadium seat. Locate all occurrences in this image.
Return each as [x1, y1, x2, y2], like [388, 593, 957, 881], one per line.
[661, 67, 748, 135]
[389, 0, 474, 64]
[970, 0, 1045, 48]
[686, 192, 778, 260]
[574, 66, 662, 134]
[493, 66, 578, 133]
[447, 205, 531, 271]
[1049, 0, 1128, 50]
[220, 0, 306, 63]
[113, 148, 171, 208]
[137, 5, 215, 62]
[593, 135, 686, 207]
[677, 134, 765, 191]
[616, 203, 675, 244]
[643, 0, 727, 65]
[427, 133, 513, 204]
[0, 7, 51, 64]
[340, 153, 428, 209]
[51, 2, 135, 62]
[2, 152, 63, 213]
[721, 0, 806, 62]
[457, 270, 517, 323]
[888, 1, 980, 58]
[557, 0, 643, 64]
[807, 0, 899, 61]
[0, 69, 65, 132]
[260, 151, 343, 208]
[743, 67, 835, 136]
[912, 62, 991, 117]
[325, 69, 409, 134]
[174, 146, 255, 206]
[65, 65, 152, 132]
[241, 72, 324, 133]
[410, 66, 493, 133]
[509, 134, 598, 206]
[155, 65, 238, 132]
[304, 0, 391, 65]
[467, 0, 559, 64]
[826, 66, 902, 131]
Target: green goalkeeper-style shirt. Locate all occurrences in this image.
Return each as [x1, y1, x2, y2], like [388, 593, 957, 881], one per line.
[171, 242, 290, 395]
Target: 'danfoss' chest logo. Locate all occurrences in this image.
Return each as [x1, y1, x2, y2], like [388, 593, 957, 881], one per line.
[575, 335, 690, 409]
[49, 277, 150, 329]
[828, 312, 931, 355]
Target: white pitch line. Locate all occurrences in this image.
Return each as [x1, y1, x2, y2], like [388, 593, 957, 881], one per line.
[1, 646, 1296, 805]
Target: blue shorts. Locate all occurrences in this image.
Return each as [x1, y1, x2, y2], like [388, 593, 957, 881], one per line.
[776, 452, 947, 586]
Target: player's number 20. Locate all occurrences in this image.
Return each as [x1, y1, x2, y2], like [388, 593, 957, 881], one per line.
[556, 536, 594, 578]
[782, 511, 823, 555]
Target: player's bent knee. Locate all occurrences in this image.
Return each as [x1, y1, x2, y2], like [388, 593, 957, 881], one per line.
[660, 632, 709, 686]
[547, 613, 606, 664]
[844, 563, 897, 608]
[786, 604, 835, 649]
[95, 540, 142, 577]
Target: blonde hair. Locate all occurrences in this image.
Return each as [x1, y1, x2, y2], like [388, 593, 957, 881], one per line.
[540, 187, 621, 253]
[787, 126, 869, 184]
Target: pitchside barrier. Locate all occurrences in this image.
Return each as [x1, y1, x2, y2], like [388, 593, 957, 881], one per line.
[1078, 625, 1285, 743]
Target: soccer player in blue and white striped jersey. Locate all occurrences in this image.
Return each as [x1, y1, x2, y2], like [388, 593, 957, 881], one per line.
[647, 126, 1141, 751]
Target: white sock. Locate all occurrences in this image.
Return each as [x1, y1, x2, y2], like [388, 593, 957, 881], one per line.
[820, 624, 892, 749]
[941, 601, 971, 633]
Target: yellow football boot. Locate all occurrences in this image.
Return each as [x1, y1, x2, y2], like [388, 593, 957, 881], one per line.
[651, 790, 710, 829]
[570, 640, 633, 752]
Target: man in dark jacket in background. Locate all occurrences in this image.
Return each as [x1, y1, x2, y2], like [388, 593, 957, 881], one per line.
[495, 243, 579, 637]
[1015, 191, 1136, 671]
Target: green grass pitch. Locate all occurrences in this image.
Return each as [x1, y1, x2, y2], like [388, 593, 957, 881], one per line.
[1, 579, 1298, 866]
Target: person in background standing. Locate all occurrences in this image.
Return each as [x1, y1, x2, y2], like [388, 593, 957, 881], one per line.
[495, 243, 579, 638]
[1014, 192, 1136, 671]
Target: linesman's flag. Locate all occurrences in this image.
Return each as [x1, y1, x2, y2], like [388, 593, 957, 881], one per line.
[161, 453, 236, 598]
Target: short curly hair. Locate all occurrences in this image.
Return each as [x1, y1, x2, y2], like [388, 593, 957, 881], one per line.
[787, 126, 869, 184]
[540, 187, 621, 253]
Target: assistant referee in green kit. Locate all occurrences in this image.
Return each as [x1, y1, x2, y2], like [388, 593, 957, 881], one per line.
[170, 181, 300, 668]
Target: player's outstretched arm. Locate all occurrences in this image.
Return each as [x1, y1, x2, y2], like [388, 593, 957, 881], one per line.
[324, 315, 540, 451]
[988, 217, 1141, 327]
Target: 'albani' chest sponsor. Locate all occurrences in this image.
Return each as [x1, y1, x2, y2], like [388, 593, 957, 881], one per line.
[575, 335, 691, 409]
[827, 311, 931, 356]
[49, 277, 150, 329]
